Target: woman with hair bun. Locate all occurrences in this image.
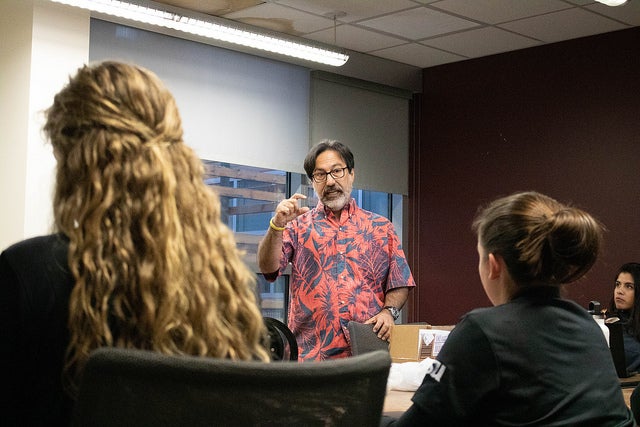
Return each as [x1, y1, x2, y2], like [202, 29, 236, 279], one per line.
[383, 191, 634, 426]
[0, 61, 271, 426]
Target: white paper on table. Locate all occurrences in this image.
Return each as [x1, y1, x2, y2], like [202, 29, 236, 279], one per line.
[387, 357, 437, 391]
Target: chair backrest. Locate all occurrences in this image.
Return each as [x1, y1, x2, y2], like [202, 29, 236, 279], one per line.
[347, 321, 390, 356]
[72, 347, 391, 427]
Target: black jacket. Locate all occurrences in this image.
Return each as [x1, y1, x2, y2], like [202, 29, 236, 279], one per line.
[1, 234, 74, 426]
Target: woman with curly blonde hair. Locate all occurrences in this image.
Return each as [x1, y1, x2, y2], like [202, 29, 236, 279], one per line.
[0, 61, 270, 426]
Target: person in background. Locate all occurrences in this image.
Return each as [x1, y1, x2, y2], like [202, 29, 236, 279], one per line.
[608, 262, 640, 373]
[382, 191, 634, 426]
[257, 140, 416, 361]
[0, 61, 271, 426]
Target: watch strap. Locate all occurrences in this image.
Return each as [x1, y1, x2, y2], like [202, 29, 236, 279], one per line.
[383, 306, 399, 320]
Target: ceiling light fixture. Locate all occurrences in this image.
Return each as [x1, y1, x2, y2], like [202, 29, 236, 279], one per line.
[594, 0, 628, 6]
[48, 0, 350, 66]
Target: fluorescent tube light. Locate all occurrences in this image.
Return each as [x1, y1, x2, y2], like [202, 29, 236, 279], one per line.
[48, 0, 349, 66]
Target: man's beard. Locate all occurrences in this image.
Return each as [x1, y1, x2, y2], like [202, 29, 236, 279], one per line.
[321, 187, 349, 212]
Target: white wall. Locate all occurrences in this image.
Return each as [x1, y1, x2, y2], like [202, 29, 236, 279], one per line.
[0, 0, 90, 250]
[1, 0, 31, 250]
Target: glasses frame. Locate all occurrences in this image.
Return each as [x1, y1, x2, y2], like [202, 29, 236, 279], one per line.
[311, 166, 349, 183]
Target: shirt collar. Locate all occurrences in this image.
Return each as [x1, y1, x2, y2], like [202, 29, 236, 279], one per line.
[316, 198, 356, 220]
[511, 285, 561, 301]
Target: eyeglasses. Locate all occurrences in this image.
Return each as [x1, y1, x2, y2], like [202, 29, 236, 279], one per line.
[311, 166, 349, 183]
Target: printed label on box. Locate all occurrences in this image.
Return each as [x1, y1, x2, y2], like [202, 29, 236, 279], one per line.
[419, 329, 451, 358]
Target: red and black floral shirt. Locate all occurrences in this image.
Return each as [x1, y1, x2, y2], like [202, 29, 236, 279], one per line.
[269, 198, 415, 361]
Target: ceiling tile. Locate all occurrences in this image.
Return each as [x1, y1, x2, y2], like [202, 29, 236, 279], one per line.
[272, 0, 418, 23]
[429, 0, 572, 24]
[306, 24, 407, 53]
[423, 27, 541, 57]
[499, 7, 629, 42]
[223, 2, 334, 35]
[160, 0, 264, 14]
[359, 6, 480, 39]
[586, 1, 640, 26]
[150, 1, 638, 69]
[372, 43, 466, 68]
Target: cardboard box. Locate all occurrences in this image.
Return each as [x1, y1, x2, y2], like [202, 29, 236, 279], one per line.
[389, 324, 430, 363]
[389, 324, 455, 363]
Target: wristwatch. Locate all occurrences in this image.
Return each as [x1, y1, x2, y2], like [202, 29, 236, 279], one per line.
[383, 306, 400, 321]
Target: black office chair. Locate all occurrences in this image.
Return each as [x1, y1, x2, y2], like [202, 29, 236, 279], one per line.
[606, 317, 635, 378]
[72, 347, 391, 427]
[265, 316, 298, 361]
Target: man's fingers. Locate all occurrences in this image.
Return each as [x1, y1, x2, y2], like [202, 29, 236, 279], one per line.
[275, 195, 310, 222]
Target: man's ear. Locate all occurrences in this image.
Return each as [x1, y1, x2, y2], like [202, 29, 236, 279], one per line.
[487, 253, 503, 280]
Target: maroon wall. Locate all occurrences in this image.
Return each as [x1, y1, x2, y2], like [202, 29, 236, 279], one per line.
[408, 27, 640, 325]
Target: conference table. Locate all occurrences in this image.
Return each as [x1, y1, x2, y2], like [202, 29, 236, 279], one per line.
[382, 374, 640, 417]
[621, 373, 640, 407]
[382, 389, 413, 417]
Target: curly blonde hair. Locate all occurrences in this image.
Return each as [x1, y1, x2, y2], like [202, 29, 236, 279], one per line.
[44, 61, 270, 390]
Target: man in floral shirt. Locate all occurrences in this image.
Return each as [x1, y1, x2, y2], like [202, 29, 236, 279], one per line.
[258, 140, 416, 361]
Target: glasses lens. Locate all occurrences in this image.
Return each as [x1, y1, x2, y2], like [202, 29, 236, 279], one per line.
[312, 172, 326, 182]
[331, 168, 345, 179]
